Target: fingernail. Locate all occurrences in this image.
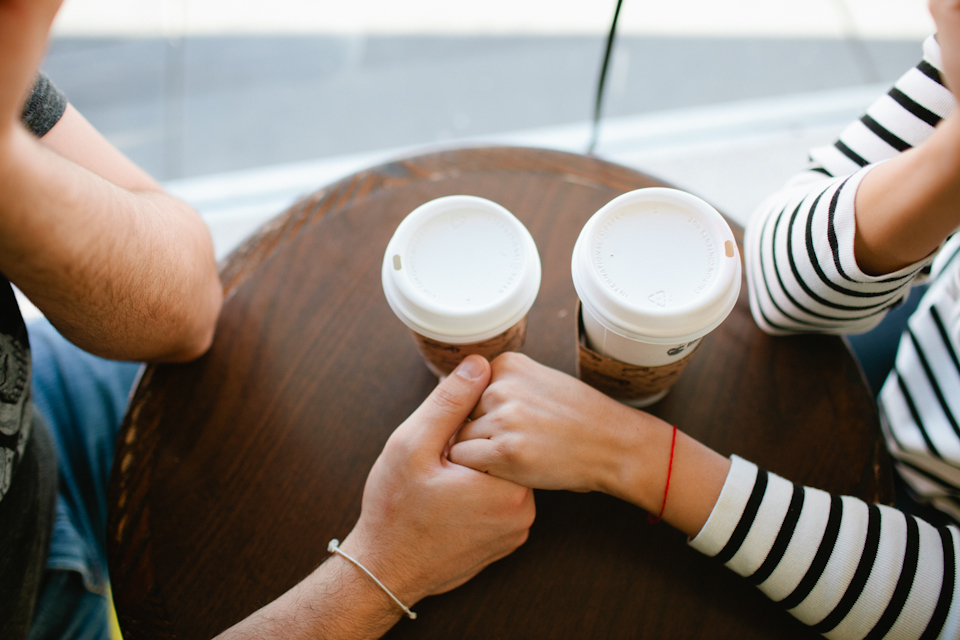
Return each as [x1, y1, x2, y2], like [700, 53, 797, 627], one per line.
[455, 356, 483, 381]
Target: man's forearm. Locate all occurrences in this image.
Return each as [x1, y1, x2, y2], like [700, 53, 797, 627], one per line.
[0, 125, 221, 361]
[216, 555, 403, 640]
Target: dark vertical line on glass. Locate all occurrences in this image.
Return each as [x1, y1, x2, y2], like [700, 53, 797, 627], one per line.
[587, 0, 624, 155]
[163, 36, 185, 180]
[832, 0, 880, 84]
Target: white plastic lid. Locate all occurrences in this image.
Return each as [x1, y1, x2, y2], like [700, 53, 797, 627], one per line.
[571, 188, 741, 345]
[382, 195, 541, 343]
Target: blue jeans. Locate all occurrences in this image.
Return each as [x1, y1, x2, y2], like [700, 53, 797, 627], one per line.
[25, 320, 140, 640]
[846, 284, 927, 398]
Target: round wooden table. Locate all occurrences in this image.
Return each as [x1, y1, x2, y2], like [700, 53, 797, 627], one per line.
[107, 146, 891, 640]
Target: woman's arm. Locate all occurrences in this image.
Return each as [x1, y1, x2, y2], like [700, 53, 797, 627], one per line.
[855, 0, 960, 276]
[689, 456, 958, 640]
[745, 33, 954, 336]
[449, 352, 729, 537]
[450, 353, 960, 640]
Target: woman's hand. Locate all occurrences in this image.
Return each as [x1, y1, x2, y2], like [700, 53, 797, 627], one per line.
[449, 352, 666, 499]
[449, 352, 730, 537]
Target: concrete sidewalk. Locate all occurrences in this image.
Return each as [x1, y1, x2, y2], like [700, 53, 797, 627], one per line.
[162, 81, 886, 260]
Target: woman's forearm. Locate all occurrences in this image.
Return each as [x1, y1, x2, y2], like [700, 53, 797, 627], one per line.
[608, 413, 732, 538]
[854, 113, 960, 275]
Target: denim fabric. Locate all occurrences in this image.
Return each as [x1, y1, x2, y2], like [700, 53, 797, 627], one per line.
[25, 320, 139, 640]
[27, 572, 110, 640]
[845, 284, 927, 397]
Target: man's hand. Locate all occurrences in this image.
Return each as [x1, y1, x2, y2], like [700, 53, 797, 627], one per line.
[217, 355, 535, 640]
[340, 354, 536, 604]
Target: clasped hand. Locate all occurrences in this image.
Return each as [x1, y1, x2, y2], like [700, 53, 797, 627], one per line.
[340, 354, 537, 607]
[346, 352, 677, 609]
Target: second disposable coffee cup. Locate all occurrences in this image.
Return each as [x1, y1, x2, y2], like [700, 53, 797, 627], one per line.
[572, 187, 741, 407]
[382, 195, 541, 377]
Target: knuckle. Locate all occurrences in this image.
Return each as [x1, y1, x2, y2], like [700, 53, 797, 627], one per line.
[523, 502, 536, 529]
[384, 431, 410, 457]
[490, 351, 510, 370]
[495, 351, 529, 371]
[507, 486, 528, 511]
[492, 435, 517, 463]
[482, 382, 507, 406]
[498, 350, 521, 365]
[497, 401, 525, 429]
[503, 487, 526, 510]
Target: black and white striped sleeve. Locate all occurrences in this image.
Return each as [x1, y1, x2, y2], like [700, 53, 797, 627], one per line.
[745, 35, 955, 336]
[690, 456, 960, 639]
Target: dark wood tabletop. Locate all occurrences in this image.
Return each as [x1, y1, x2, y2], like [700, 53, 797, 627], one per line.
[107, 146, 892, 640]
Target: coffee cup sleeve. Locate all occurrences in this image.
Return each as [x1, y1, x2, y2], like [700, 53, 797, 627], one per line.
[412, 315, 528, 377]
[576, 303, 696, 403]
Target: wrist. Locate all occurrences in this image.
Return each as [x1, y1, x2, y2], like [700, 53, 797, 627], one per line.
[338, 527, 428, 609]
[317, 552, 407, 624]
[600, 409, 674, 512]
[602, 412, 732, 537]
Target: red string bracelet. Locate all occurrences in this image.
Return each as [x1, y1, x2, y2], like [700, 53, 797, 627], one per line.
[648, 424, 677, 525]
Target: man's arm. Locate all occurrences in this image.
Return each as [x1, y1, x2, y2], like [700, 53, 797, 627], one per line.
[0, 0, 221, 362]
[0, 118, 222, 362]
[216, 549, 405, 640]
[216, 356, 535, 640]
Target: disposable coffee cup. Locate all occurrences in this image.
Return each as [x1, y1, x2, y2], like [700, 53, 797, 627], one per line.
[571, 188, 741, 407]
[382, 195, 541, 377]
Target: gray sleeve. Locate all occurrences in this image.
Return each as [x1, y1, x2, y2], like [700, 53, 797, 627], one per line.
[20, 72, 67, 138]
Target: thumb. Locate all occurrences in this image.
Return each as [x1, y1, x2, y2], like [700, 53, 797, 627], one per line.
[406, 355, 491, 452]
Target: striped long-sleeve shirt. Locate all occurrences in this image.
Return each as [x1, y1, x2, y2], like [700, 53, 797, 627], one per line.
[718, 34, 960, 638]
[691, 457, 959, 639]
[746, 33, 960, 519]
